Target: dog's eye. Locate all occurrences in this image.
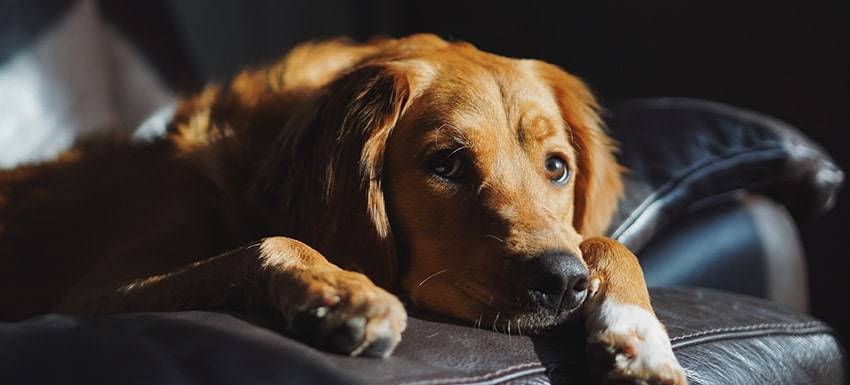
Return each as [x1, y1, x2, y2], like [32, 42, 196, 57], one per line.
[544, 155, 570, 185]
[428, 150, 463, 179]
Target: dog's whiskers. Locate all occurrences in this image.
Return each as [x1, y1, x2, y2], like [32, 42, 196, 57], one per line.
[415, 266, 475, 288]
[447, 145, 470, 159]
[483, 234, 505, 244]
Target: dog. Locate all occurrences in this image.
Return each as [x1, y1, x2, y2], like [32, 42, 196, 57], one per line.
[0, 34, 685, 384]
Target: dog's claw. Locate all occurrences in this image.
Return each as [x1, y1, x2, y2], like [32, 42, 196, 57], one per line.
[326, 316, 368, 354]
[360, 319, 398, 358]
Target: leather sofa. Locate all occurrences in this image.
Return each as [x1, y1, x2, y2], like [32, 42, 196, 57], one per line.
[1, 98, 845, 384]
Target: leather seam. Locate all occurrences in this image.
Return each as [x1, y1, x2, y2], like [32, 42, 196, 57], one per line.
[669, 321, 829, 349]
[397, 362, 545, 385]
[669, 320, 823, 342]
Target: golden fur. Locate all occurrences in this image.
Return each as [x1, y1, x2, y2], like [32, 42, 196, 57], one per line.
[0, 34, 684, 383]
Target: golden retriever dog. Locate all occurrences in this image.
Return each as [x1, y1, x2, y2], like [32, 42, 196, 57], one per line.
[0, 34, 685, 384]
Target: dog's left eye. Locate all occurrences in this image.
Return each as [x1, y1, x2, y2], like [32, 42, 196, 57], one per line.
[428, 150, 463, 180]
[544, 155, 570, 185]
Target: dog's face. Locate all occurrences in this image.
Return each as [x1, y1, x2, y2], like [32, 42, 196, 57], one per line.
[276, 35, 621, 333]
[381, 42, 621, 332]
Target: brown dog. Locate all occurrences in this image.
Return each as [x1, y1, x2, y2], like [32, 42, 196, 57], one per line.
[0, 35, 685, 384]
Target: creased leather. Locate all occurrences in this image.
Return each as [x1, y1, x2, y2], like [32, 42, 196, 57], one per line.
[604, 98, 844, 251]
[1, 288, 843, 385]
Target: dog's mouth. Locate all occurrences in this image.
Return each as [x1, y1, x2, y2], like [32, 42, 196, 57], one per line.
[451, 277, 584, 335]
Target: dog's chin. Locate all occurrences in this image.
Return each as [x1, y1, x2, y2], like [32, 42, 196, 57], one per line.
[451, 296, 586, 336]
[407, 278, 585, 335]
[499, 306, 584, 335]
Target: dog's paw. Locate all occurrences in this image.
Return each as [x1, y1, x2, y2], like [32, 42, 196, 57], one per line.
[586, 299, 687, 385]
[272, 267, 407, 358]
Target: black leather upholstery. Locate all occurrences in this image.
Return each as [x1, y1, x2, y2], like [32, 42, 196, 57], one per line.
[604, 98, 844, 251]
[640, 193, 809, 312]
[1, 289, 843, 385]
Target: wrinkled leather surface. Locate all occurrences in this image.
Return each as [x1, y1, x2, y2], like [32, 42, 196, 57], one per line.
[604, 98, 844, 251]
[1, 288, 842, 385]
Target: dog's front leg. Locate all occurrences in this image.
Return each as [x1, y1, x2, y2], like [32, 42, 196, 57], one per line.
[56, 237, 407, 357]
[581, 237, 687, 385]
[260, 237, 407, 357]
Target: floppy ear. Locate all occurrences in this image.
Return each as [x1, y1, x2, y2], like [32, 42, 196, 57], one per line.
[534, 62, 623, 236]
[255, 64, 410, 288]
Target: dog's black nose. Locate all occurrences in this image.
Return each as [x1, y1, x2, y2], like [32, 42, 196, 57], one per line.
[522, 252, 589, 314]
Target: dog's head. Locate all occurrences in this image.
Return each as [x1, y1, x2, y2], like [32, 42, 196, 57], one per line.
[265, 35, 622, 332]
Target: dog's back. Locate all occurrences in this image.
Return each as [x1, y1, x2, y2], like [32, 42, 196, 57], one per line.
[0, 141, 226, 319]
[0, 37, 386, 319]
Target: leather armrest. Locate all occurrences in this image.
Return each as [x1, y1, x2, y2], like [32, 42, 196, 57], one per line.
[604, 98, 844, 252]
[2, 288, 844, 385]
[640, 192, 809, 311]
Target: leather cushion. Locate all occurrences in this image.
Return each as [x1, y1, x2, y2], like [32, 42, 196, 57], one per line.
[1, 288, 843, 385]
[604, 98, 844, 251]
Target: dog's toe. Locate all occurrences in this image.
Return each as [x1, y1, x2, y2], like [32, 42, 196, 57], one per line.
[312, 307, 403, 358]
[325, 316, 368, 354]
[359, 318, 401, 358]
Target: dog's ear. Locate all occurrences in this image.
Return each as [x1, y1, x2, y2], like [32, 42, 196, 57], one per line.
[257, 64, 410, 288]
[534, 62, 623, 236]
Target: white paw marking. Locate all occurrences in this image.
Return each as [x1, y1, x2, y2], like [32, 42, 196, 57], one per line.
[587, 299, 687, 384]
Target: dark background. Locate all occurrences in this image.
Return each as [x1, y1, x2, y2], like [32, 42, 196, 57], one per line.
[108, 0, 849, 343]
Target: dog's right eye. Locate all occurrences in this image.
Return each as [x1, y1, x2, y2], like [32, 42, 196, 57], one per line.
[428, 150, 463, 180]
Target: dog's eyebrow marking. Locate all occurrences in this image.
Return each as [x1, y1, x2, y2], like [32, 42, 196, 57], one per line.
[518, 115, 556, 147]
